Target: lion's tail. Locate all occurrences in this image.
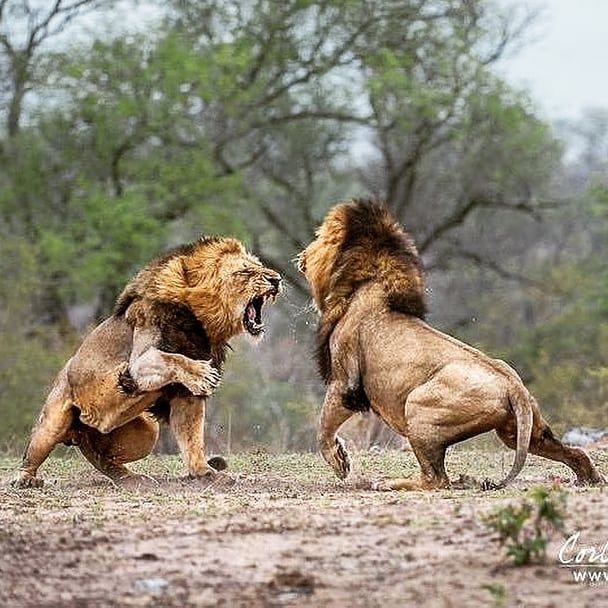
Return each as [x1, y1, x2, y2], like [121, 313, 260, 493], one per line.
[495, 386, 534, 489]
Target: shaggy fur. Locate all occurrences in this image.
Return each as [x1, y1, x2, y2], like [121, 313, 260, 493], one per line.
[299, 199, 603, 490]
[297, 199, 426, 384]
[12, 236, 281, 488]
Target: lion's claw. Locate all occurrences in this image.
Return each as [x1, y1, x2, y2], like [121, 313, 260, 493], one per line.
[11, 472, 44, 489]
[183, 360, 221, 397]
[321, 436, 351, 480]
[370, 479, 393, 492]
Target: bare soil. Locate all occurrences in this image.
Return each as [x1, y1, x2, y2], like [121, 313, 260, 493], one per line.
[2, 448, 608, 607]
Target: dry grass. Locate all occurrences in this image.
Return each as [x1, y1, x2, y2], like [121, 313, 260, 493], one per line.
[2, 447, 608, 607]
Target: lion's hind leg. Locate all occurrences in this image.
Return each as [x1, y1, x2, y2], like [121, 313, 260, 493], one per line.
[372, 435, 449, 491]
[75, 413, 159, 486]
[496, 418, 603, 486]
[12, 363, 75, 488]
[372, 375, 504, 491]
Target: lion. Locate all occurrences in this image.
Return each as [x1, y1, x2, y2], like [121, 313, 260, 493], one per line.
[298, 199, 603, 490]
[12, 236, 281, 488]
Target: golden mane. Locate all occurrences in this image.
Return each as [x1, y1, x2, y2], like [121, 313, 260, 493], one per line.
[302, 199, 426, 382]
[114, 236, 262, 346]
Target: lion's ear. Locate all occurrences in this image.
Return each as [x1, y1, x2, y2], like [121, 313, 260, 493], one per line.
[181, 258, 203, 287]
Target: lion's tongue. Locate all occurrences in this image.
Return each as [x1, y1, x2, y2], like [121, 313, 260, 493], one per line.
[246, 303, 256, 321]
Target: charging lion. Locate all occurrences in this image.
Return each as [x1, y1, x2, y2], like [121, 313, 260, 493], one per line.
[13, 236, 281, 488]
[298, 199, 602, 490]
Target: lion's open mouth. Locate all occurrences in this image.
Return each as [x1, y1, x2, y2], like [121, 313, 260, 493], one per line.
[243, 292, 276, 336]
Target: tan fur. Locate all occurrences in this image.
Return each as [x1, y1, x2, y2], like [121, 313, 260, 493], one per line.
[300, 200, 602, 490]
[12, 237, 281, 488]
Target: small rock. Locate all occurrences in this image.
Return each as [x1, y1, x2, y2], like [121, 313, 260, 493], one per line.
[562, 427, 608, 447]
[135, 577, 168, 593]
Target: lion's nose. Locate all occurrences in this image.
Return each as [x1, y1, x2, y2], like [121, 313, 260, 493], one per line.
[267, 276, 281, 292]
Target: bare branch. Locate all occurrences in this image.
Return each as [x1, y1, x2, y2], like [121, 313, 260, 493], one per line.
[419, 198, 549, 254]
[419, 199, 480, 253]
[446, 248, 544, 288]
[0, 0, 110, 137]
[253, 110, 371, 129]
[258, 202, 307, 252]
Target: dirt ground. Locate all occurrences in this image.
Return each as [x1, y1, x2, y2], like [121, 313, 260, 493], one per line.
[2, 448, 608, 608]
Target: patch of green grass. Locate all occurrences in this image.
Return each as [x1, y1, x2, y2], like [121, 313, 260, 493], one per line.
[482, 582, 507, 607]
[1, 447, 605, 495]
[483, 486, 567, 565]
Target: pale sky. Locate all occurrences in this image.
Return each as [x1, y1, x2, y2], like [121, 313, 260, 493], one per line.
[498, 0, 608, 120]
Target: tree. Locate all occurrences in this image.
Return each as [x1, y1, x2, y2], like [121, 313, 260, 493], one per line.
[0, 0, 113, 141]
[0, 0, 594, 448]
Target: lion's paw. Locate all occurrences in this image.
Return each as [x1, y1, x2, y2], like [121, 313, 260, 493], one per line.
[11, 471, 44, 489]
[370, 479, 394, 492]
[335, 436, 351, 479]
[183, 360, 222, 397]
[322, 436, 351, 480]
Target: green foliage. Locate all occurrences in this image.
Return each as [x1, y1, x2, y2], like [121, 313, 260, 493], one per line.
[0, 235, 77, 444]
[483, 486, 567, 566]
[482, 583, 507, 607]
[0, 0, 601, 451]
[506, 184, 608, 425]
[38, 189, 165, 304]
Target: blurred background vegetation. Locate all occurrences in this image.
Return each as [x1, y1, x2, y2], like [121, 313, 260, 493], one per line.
[0, 0, 606, 453]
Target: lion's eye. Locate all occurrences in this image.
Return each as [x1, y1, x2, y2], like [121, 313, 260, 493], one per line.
[235, 268, 255, 277]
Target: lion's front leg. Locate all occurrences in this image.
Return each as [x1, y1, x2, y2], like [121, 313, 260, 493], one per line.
[169, 394, 217, 478]
[130, 349, 221, 397]
[76, 324, 220, 434]
[318, 382, 355, 480]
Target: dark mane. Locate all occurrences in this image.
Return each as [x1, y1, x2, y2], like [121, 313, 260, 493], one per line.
[315, 199, 426, 383]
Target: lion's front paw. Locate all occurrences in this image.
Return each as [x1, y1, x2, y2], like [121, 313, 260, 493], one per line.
[11, 471, 44, 489]
[322, 436, 351, 480]
[370, 478, 395, 492]
[182, 360, 221, 397]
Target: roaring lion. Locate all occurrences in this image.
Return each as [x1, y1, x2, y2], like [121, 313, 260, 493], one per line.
[298, 199, 602, 490]
[13, 236, 281, 488]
